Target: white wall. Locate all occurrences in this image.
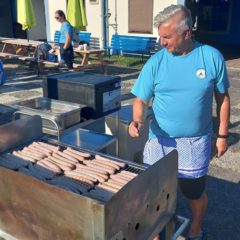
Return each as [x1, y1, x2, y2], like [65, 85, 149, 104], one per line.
[41, 0, 183, 45]
[85, 0, 179, 46]
[84, 0, 104, 47]
[44, 0, 67, 42]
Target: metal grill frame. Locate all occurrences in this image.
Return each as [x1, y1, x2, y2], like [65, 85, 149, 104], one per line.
[0, 117, 178, 240]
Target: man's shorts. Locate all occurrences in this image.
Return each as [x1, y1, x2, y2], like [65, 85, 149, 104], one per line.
[143, 134, 212, 179]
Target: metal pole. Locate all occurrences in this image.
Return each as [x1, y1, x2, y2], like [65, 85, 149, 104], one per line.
[115, 0, 118, 34]
[115, 110, 119, 157]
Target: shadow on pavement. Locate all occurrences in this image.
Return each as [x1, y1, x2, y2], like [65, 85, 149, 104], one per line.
[176, 171, 240, 240]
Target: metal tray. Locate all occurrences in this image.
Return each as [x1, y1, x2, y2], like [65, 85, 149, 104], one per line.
[60, 128, 116, 152]
[12, 97, 85, 131]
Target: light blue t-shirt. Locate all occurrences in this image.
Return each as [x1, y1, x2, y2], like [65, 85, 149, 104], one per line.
[59, 22, 73, 44]
[131, 41, 230, 138]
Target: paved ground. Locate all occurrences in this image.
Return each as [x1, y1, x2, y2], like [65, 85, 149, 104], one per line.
[0, 52, 239, 239]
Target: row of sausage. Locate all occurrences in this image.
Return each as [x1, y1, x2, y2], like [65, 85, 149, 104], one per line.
[0, 141, 138, 201]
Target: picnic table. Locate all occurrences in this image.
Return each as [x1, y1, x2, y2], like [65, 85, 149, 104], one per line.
[0, 38, 45, 56]
[73, 48, 108, 74]
[0, 38, 108, 74]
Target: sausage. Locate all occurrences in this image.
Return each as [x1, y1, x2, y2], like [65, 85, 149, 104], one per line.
[12, 151, 37, 163]
[110, 174, 130, 184]
[65, 170, 98, 183]
[95, 154, 126, 168]
[85, 161, 115, 174]
[101, 180, 123, 190]
[74, 168, 106, 183]
[31, 142, 54, 154]
[63, 149, 86, 162]
[76, 163, 109, 176]
[34, 141, 59, 152]
[75, 164, 108, 180]
[53, 151, 79, 163]
[21, 147, 47, 159]
[27, 144, 52, 156]
[93, 159, 120, 171]
[46, 158, 72, 172]
[97, 183, 118, 193]
[120, 170, 138, 177]
[52, 152, 78, 165]
[37, 160, 62, 174]
[63, 172, 94, 186]
[47, 156, 75, 169]
[66, 147, 91, 158]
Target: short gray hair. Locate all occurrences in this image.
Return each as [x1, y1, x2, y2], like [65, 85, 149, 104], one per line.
[154, 5, 193, 34]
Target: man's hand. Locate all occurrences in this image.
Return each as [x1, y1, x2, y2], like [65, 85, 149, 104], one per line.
[128, 121, 143, 138]
[216, 138, 228, 158]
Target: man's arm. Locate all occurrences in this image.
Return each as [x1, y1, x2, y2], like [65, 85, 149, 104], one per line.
[128, 97, 148, 138]
[214, 91, 230, 158]
[64, 33, 71, 49]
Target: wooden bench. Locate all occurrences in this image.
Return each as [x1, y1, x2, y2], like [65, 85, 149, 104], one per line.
[109, 34, 158, 59]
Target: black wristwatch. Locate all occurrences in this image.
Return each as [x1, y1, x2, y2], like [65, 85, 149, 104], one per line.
[217, 134, 228, 139]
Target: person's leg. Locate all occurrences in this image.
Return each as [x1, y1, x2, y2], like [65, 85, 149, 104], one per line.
[60, 45, 73, 70]
[63, 47, 73, 70]
[188, 192, 208, 237]
[179, 176, 207, 238]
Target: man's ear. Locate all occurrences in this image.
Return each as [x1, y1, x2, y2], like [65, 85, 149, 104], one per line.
[185, 29, 191, 39]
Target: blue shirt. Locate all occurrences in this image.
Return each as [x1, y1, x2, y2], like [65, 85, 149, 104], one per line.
[59, 22, 73, 44]
[131, 41, 230, 138]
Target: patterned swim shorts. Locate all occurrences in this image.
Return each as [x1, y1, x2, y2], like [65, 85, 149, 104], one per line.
[143, 134, 212, 179]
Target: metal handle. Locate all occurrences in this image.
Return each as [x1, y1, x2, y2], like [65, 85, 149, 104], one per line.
[171, 215, 189, 240]
[13, 111, 61, 141]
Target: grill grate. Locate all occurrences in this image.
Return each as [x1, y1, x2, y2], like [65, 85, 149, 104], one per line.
[124, 165, 143, 174]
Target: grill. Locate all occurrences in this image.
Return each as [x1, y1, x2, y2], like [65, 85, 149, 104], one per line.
[0, 116, 180, 240]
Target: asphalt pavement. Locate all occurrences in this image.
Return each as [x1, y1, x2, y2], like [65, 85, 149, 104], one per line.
[0, 53, 239, 240]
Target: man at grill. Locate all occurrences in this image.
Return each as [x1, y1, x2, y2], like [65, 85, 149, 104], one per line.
[128, 4, 230, 240]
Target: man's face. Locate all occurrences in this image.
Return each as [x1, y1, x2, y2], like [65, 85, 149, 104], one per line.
[158, 18, 189, 55]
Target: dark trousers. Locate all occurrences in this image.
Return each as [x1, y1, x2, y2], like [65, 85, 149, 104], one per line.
[60, 44, 73, 69]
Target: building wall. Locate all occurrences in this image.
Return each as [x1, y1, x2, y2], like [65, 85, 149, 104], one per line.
[85, 0, 104, 47]
[85, 0, 180, 48]
[40, 0, 185, 46]
[44, 0, 67, 42]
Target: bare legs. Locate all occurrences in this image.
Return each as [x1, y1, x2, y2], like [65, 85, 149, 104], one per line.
[188, 192, 208, 238]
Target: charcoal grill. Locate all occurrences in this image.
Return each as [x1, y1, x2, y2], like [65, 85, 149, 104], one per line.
[0, 117, 187, 240]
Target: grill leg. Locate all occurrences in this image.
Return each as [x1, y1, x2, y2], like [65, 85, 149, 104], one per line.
[164, 218, 175, 240]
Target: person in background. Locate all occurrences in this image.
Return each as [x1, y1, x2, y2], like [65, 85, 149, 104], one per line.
[128, 4, 230, 240]
[55, 10, 74, 70]
[0, 60, 6, 85]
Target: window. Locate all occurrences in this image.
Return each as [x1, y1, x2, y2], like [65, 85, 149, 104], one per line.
[89, 0, 99, 4]
[128, 0, 153, 34]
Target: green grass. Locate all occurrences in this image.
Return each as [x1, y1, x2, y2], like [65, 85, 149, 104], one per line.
[105, 55, 147, 69]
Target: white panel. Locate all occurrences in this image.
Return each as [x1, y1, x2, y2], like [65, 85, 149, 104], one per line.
[44, 0, 67, 42]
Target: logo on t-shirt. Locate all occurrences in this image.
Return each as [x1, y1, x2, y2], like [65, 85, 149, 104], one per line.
[196, 69, 206, 79]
